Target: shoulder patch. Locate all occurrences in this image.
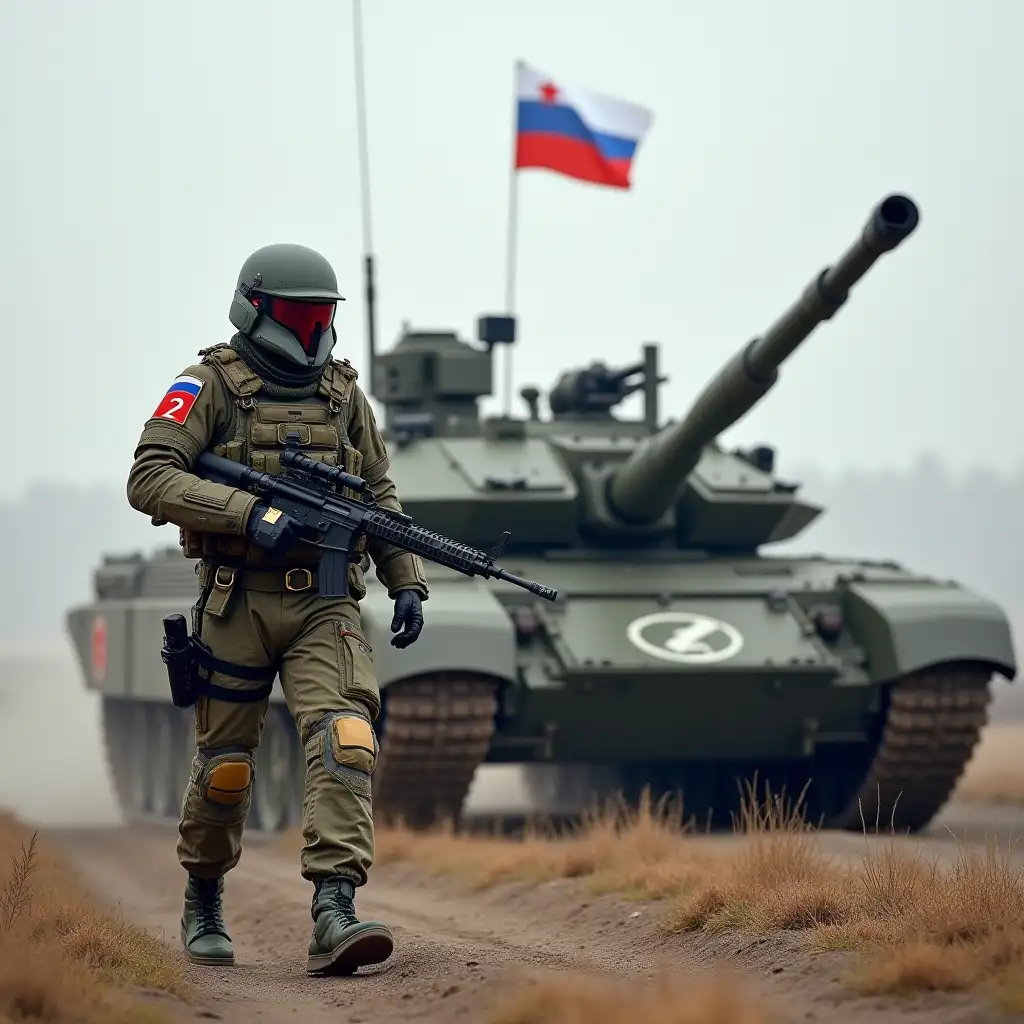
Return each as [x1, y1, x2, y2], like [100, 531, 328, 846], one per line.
[152, 374, 204, 424]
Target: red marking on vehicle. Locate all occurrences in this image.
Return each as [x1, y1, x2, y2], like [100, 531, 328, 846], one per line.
[90, 615, 108, 682]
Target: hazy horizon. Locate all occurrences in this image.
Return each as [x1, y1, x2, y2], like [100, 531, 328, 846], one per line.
[2, 457, 1021, 648]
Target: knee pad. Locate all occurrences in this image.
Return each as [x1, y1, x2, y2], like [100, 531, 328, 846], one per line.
[309, 711, 378, 800]
[198, 747, 255, 807]
[325, 712, 378, 776]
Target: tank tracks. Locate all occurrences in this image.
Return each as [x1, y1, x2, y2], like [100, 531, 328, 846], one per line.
[552, 662, 994, 833]
[830, 663, 993, 832]
[372, 673, 499, 829]
[99, 663, 989, 835]
[100, 673, 499, 833]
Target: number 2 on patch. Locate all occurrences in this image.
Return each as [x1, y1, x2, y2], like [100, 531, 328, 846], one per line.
[151, 375, 204, 425]
[161, 397, 186, 419]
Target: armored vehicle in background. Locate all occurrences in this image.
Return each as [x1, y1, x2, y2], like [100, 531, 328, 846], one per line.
[66, 194, 1017, 833]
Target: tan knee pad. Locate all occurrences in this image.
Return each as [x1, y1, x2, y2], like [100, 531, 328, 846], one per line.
[328, 711, 378, 775]
[206, 759, 253, 805]
[193, 748, 255, 818]
[311, 711, 378, 799]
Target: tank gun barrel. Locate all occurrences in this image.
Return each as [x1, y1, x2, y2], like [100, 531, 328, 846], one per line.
[607, 194, 920, 525]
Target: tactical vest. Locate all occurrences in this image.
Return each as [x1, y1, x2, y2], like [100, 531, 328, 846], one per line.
[180, 344, 369, 583]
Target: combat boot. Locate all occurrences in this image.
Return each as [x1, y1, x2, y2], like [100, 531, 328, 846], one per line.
[180, 874, 234, 966]
[306, 875, 394, 976]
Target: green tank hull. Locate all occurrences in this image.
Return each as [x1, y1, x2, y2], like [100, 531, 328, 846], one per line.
[66, 545, 1015, 831]
[65, 194, 1018, 832]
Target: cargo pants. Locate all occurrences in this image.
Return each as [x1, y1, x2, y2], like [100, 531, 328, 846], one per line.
[177, 563, 380, 886]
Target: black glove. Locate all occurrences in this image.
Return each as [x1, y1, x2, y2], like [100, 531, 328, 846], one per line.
[390, 589, 424, 649]
[246, 503, 302, 554]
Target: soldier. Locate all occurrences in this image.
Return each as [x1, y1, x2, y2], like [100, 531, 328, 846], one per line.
[126, 243, 427, 976]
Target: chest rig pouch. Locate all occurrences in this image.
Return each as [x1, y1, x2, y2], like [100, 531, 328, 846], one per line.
[180, 345, 371, 597]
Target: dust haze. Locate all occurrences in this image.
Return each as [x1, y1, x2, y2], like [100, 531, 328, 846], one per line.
[0, 649, 121, 828]
[0, 644, 537, 829]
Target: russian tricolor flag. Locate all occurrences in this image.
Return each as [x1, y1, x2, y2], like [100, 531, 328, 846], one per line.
[514, 61, 653, 190]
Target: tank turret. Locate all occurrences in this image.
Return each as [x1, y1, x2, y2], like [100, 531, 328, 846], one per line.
[607, 193, 920, 525]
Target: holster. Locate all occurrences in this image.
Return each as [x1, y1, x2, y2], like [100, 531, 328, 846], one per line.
[160, 613, 277, 708]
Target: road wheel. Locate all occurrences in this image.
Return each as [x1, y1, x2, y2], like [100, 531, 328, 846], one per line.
[372, 674, 498, 829]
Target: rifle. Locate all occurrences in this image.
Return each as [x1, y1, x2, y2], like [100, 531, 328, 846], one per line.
[192, 435, 560, 603]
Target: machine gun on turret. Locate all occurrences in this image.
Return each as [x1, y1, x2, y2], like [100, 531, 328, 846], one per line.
[548, 348, 669, 422]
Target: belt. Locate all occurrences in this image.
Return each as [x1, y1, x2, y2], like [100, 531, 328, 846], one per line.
[199, 562, 320, 593]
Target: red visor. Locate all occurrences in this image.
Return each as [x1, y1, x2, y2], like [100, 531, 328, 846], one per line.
[266, 296, 336, 354]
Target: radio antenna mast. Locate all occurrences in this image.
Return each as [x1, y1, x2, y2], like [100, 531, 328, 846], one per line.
[351, 0, 378, 396]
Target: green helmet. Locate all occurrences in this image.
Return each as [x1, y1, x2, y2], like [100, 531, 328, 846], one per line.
[228, 243, 345, 369]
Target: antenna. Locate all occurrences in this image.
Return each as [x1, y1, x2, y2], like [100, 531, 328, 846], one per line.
[351, 0, 377, 397]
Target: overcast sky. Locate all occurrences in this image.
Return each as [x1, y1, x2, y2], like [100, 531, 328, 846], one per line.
[2, 0, 1020, 498]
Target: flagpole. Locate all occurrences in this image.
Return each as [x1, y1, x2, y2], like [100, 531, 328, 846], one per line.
[351, 0, 378, 398]
[502, 59, 523, 418]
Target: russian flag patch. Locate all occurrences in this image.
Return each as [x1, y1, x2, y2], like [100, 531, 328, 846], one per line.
[152, 374, 204, 424]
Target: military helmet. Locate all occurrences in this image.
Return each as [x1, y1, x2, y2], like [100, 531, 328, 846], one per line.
[228, 243, 345, 369]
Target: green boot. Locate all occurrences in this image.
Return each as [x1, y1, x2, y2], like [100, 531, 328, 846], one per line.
[306, 876, 393, 976]
[180, 874, 234, 966]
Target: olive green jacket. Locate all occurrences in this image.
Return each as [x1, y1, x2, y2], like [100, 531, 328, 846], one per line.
[126, 345, 428, 600]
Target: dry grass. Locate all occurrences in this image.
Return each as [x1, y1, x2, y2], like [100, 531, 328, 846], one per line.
[0, 812, 185, 1024]
[488, 970, 775, 1024]
[953, 723, 1024, 806]
[369, 781, 1024, 1010]
[375, 791, 716, 900]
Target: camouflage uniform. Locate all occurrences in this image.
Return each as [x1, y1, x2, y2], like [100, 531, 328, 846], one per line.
[126, 243, 425, 976]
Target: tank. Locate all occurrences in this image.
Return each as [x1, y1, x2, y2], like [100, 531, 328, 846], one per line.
[65, 194, 1018, 833]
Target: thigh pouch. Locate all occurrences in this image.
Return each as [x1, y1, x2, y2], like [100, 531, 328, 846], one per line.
[160, 565, 279, 708]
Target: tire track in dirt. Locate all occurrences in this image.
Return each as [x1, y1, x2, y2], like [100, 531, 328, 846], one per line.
[49, 822, 1021, 1024]
[51, 823, 684, 1023]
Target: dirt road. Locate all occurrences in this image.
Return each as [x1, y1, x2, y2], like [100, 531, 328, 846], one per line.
[9, 647, 1024, 1021]
[50, 815, 1023, 1024]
